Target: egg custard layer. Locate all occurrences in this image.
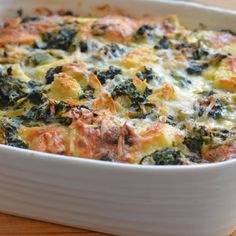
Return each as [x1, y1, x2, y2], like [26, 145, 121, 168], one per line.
[0, 13, 235, 165]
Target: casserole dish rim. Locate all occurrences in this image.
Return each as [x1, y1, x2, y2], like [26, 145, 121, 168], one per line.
[1, 144, 235, 170]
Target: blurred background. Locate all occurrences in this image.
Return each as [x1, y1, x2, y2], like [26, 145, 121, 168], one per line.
[191, 0, 236, 10]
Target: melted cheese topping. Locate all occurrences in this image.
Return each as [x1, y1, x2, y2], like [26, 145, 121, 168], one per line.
[0, 13, 235, 165]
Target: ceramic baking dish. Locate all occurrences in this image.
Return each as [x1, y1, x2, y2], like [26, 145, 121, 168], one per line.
[0, 0, 235, 235]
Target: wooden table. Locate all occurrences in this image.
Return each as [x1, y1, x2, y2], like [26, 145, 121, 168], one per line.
[1, 1, 236, 235]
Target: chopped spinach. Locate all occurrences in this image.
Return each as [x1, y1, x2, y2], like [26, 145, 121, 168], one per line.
[143, 86, 153, 97]
[199, 99, 224, 119]
[111, 79, 153, 117]
[111, 79, 138, 100]
[191, 48, 209, 60]
[111, 79, 149, 110]
[79, 85, 95, 100]
[175, 42, 192, 50]
[171, 73, 192, 88]
[154, 36, 172, 50]
[100, 155, 112, 162]
[0, 71, 31, 108]
[40, 27, 77, 51]
[211, 129, 230, 142]
[98, 43, 125, 58]
[6, 67, 12, 76]
[0, 119, 28, 149]
[93, 66, 122, 84]
[45, 66, 63, 84]
[54, 101, 72, 115]
[188, 155, 202, 163]
[6, 135, 28, 149]
[140, 147, 185, 165]
[183, 125, 208, 154]
[186, 62, 208, 75]
[136, 67, 156, 82]
[78, 40, 88, 53]
[18, 99, 81, 127]
[208, 53, 228, 66]
[20, 101, 73, 126]
[136, 25, 154, 38]
[129, 103, 157, 119]
[21, 103, 53, 125]
[195, 93, 226, 119]
[58, 117, 73, 126]
[166, 115, 177, 126]
[28, 90, 46, 105]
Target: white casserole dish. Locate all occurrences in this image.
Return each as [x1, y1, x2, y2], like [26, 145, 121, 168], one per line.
[0, 0, 235, 235]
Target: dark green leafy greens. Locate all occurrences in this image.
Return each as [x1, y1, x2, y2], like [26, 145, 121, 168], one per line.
[166, 115, 177, 126]
[78, 40, 89, 53]
[99, 156, 112, 162]
[111, 79, 152, 110]
[198, 99, 225, 119]
[136, 25, 154, 39]
[0, 76, 28, 108]
[183, 125, 209, 154]
[136, 67, 156, 82]
[98, 43, 125, 58]
[19, 101, 73, 126]
[139, 148, 185, 165]
[183, 123, 232, 157]
[195, 92, 226, 119]
[79, 85, 95, 100]
[186, 61, 208, 75]
[0, 68, 39, 108]
[191, 48, 209, 60]
[93, 66, 122, 85]
[0, 119, 28, 149]
[171, 73, 192, 88]
[210, 129, 230, 142]
[28, 90, 46, 105]
[154, 36, 172, 50]
[111, 79, 156, 119]
[39, 27, 77, 51]
[45, 66, 63, 84]
[175, 42, 193, 50]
